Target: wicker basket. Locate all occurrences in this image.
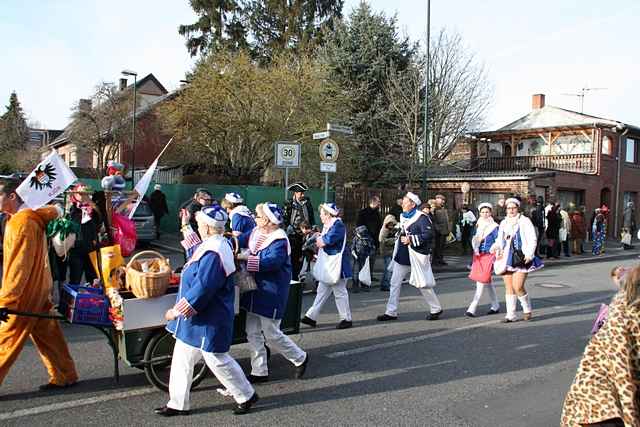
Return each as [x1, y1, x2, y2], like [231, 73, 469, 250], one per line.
[125, 250, 171, 298]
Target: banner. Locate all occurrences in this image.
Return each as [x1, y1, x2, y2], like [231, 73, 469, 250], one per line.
[129, 138, 173, 219]
[16, 150, 77, 209]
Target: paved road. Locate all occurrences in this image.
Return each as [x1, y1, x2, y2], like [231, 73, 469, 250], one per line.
[0, 254, 635, 426]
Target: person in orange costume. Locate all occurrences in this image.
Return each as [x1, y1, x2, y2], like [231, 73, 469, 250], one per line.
[0, 177, 78, 390]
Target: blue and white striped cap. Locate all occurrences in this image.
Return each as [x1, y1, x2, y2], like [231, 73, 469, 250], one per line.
[196, 204, 229, 227]
[224, 192, 243, 204]
[263, 202, 283, 225]
[320, 203, 339, 216]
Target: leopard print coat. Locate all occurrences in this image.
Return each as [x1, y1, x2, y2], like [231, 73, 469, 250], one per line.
[561, 293, 640, 426]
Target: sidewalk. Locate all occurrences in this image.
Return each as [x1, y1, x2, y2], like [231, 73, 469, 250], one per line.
[151, 233, 640, 278]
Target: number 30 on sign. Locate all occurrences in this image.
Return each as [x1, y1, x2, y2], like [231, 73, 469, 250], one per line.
[275, 142, 301, 169]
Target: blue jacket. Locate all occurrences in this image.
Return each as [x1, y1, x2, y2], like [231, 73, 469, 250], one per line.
[322, 219, 352, 279]
[238, 231, 292, 319]
[166, 250, 235, 353]
[231, 207, 256, 234]
[394, 212, 434, 266]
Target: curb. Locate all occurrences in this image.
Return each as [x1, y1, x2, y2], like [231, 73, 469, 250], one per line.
[150, 241, 184, 254]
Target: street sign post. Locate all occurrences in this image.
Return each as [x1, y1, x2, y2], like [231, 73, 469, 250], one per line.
[275, 142, 301, 200]
[312, 131, 330, 140]
[320, 162, 337, 173]
[319, 139, 339, 162]
[327, 123, 353, 135]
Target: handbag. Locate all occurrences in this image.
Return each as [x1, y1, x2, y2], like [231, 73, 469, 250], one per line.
[358, 256, 372, 287]
[312, 227, 347, 285]
[591, 304, 609, 334]
[469, 253, 495, 283]
[235, 267, 257, 293]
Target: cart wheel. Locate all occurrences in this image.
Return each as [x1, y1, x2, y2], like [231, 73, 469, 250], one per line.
[143, 330, 208, 393]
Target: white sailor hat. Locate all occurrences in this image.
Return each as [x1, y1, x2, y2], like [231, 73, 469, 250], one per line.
[224, 192, 243, 204]
[263, 202, 283, 224]
[196, 205, 228, 227]
[320, 203, 339, 216]
[405, 192, 421, 207]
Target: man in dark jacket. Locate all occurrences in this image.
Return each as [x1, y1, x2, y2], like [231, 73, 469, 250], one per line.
[150, 184, 169, 239]
[389, 197, 403, 222]
[356, 195, 382, 276]
[283, 182, 315, 280]
[432, 195, 450, 265]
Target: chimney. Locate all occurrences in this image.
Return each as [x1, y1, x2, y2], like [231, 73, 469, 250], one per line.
[79, 98, 92, 113]
[119, 78, 128, 91]
[532, 94, 546, 110]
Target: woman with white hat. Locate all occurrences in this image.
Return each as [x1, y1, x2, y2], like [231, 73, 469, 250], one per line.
[236, 203, 308, 384]
[465, 202, 500, 317]
[377, 192, 443, 322]
[157, 205, 257, 417]
[301, 203, 353, 329]
[221, 192, 256, 236]
[491, 197, 543, 322]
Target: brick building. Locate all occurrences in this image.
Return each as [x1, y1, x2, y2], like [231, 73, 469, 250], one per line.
[49, 73, 173, 174]
[433, 94, 640, 235]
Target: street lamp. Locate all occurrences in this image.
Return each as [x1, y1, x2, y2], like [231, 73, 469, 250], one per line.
[122, 69, 137, 188]
[422, 0, 431, 200]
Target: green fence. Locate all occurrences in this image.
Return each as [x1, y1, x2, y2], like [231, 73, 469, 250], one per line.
[82, 179, 333, 233]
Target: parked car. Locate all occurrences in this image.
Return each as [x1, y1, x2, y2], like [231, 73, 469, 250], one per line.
[132, 201, 156, 244]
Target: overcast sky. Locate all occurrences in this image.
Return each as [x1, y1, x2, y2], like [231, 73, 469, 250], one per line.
[1, 0, 638, 130]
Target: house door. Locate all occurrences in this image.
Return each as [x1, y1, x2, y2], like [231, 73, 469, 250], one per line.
[600, 188, 611, 208]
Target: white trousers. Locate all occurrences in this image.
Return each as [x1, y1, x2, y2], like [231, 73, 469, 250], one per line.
[167, 339, 254, 410]
[385, 263, 442, 316]
[245, 312, 307, 376]
[305, 278, 352, 322]
[466, 282, 500, 315]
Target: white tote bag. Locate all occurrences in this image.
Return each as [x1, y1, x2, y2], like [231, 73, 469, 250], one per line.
[408, 249, 436, 289]
[313, 229, 346, 286]
[358, 256, 372, 286]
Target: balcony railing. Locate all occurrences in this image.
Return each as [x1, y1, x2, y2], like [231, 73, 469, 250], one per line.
[474, 153, 596, 174]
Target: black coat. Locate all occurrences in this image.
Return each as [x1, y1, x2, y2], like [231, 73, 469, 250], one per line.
[150, 190, 169, 219]
[546, 210, 561, 240]
[356, 207, 383, 248]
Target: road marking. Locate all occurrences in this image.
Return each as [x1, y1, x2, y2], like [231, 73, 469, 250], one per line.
[515, 344, 539, 350]
[0, 387, 157, 421]
[326, 294, 609, 359]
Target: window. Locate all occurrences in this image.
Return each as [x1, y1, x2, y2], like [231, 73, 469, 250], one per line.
[69, 151, 77, 167]
[557, 190, 585, 210]
[626, 138, 637, 163]
[517, 136, 546, 156]
[601, 136, 612, 156]
[553, 133, 592, 155]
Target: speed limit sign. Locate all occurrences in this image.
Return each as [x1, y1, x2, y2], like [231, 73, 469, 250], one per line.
[275, 142, 301, 169]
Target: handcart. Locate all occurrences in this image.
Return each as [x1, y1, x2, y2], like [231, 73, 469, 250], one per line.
[0, 281, 303, 393]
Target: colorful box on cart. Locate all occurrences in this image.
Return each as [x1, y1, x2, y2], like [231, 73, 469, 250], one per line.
[59, 284, 111, 327]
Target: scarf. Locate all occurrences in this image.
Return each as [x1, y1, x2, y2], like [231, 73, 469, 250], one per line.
[401, 208, 417, 219]
[473, 216, 498, 242]
[249, 227, 291, 255]
[184, 234, 236, 276]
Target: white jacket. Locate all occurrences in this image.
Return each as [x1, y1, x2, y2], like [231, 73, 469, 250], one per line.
[491, 214, 538, 260]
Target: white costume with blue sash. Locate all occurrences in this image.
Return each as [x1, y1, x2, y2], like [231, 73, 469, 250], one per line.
[385, 209, 442, 317]
[305, 218, 353, 322]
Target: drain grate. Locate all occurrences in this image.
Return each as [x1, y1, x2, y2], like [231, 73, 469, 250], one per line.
[535, 282, 569, 289]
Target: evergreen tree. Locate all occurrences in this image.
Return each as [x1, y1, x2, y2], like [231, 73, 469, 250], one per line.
[179, 0, 249, 57]
[248, 0, 343, 62]
[0, 91, 29, 152]
[180, 0, 343, 60]
[322, 2, 416, 184]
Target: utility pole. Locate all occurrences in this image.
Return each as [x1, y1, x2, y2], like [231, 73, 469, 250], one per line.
[422, 0, 431, 200]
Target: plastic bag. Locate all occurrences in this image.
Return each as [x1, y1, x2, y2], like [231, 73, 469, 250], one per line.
[358, 256, 372, 286]
[89, 244, 126, 290]
[111, 213, 137, 256]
